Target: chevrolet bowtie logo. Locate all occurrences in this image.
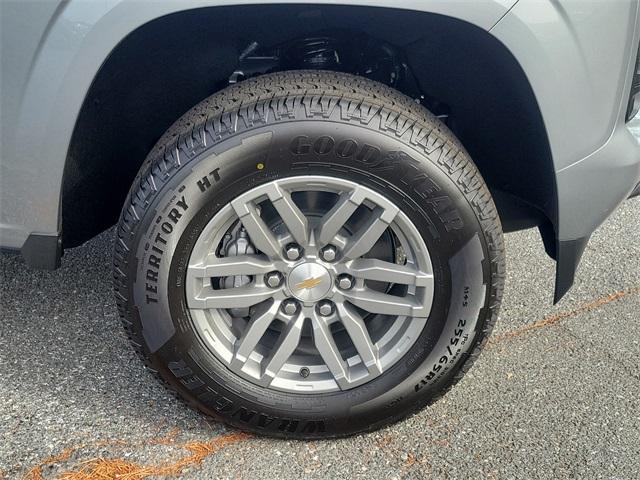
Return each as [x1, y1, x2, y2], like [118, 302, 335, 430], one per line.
[295, 277, 324, 291]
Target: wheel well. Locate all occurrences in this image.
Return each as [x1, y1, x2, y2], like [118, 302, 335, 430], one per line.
[62, 4, 556, 248]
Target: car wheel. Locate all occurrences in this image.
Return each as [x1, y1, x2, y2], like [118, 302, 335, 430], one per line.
[113, 70, 505, 438]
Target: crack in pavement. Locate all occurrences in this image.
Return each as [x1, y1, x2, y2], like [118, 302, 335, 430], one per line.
[22, 431, 252, 480]
[489, 287, 640, 345]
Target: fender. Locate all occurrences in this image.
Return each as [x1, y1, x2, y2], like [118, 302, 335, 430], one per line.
[3, 0, 640, 304]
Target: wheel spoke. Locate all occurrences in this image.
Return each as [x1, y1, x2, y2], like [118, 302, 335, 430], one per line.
[311, 314, 350, 389]
[336, 303, 381, 375]
[231, 300, 280, 369]
[231, 200, 281, 258]
[269, 186, 309, 247]
[342, 206, 399, 260]
[187, 254, 275, 279]
[341, 288, 427, 317]
[344, 259, 433, 287]
[262, 314, 305, 383]
[188, 285, 275, 310]
[317, 192, 361, 245]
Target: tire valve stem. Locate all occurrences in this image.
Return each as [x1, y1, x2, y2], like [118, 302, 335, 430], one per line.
[299, 367, 310, 378]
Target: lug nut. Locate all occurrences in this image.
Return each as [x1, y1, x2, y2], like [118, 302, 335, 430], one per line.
[285, 243, 303, 261]
[281, 299, 299, 316]
[265, 271, 283, 288]
[320, 245, 337, 262]
[317, 300, 334, 317]
[337, 274, 354, 290]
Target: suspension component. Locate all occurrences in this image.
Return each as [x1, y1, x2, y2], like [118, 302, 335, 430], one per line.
[228, 30, 424, 102]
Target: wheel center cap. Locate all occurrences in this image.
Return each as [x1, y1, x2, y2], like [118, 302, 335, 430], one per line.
[288, 262, 332, 302]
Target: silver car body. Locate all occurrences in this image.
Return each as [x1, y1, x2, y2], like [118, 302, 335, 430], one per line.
[1, 0, 639, 299]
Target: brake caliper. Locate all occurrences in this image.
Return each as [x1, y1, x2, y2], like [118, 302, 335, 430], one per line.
[219, 225, 256, 318]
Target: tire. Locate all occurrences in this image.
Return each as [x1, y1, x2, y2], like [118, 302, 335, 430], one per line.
[114, 70, 505, 439]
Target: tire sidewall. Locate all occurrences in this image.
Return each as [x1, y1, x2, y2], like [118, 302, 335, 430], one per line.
[126, 104, 491, 437]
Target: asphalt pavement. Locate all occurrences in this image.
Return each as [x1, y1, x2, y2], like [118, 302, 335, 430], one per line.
[1, 183, 639, 478]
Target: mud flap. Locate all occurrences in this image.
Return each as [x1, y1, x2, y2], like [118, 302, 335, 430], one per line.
[553, 236, 590, 304]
